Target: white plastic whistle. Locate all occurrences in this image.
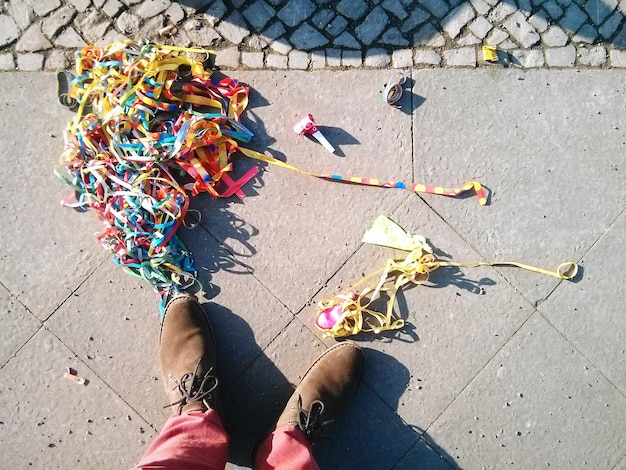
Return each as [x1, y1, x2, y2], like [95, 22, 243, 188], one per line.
[293, 114, 335, 154]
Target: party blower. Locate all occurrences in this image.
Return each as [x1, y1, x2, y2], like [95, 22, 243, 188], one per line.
[293, 114, 335, 154]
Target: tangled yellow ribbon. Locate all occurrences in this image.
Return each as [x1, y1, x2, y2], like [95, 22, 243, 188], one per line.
[315, 216, 578, 338]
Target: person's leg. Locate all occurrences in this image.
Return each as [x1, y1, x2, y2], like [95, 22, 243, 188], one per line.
[254, 343, 364, 470]
[136, 295, 229, 470]
[136, 409, 228, 470]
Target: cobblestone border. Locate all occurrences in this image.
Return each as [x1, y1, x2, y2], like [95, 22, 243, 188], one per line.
[1, 0, 626, 71]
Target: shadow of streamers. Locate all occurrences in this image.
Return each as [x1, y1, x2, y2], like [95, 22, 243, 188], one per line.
[226, 79, 288, 179]
[168, 0, 626, 62]
[315, 349, 457, 469]
[241, 85, 273, 145]
[178, 208, 259, 298]
[241, 85, 285, 162]
[427, 265, 497, 296]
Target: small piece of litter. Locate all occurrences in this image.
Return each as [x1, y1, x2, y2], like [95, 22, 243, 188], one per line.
[158, 24, 176, 36]
[382, 72, 407, 106]
[64, 367, 87, 385]
[483, 45, 498, 62]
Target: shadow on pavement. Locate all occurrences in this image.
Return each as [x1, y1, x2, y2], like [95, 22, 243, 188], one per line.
[315, 348, 457, 469]
[170, 0, 626, 55]
[401, 77, 426, 116]
[200, 301, 293, 466]
[428, 267, 497, 296]
[182, 175, 264, 268]
[179, 302, 458, 468]
[408, 426, 461, 469]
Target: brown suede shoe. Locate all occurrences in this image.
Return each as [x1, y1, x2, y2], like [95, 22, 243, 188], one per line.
[159, 294, 222, 416]
[274, 343, 364, 443]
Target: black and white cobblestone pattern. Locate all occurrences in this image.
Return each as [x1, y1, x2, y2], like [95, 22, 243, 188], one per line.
[2, 0, 626, 71]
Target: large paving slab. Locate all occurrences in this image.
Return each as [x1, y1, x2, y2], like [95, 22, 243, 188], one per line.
[0, 328, 155, 468]
[46, 226, 296, 429]
[194, 70, 411, 314]
[0, 72, 107, 320]
[44, 261, 167, 429]
[412, 69, 626, 305]
[539, 209, 626, 393]
[426, 312, 626, 469]
[0, 67, 623, 469]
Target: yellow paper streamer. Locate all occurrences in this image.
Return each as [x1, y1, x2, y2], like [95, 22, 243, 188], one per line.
[315, 216, 578, 338]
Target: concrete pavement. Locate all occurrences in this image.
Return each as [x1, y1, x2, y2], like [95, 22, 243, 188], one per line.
[0, 41, 625, 470]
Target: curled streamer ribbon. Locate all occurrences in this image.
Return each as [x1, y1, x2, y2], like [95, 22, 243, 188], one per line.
[382, 72, 407, 106]
[315, 215, 578, 338]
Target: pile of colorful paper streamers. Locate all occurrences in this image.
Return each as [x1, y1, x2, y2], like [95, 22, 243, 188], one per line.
[57, 40, 491, 312]
[57, 41, 263, 310]
[315, 215, 579, 338]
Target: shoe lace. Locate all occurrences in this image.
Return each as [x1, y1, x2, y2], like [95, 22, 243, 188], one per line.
[165, 359, 218, 414]
[292, 395, 333, 442]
